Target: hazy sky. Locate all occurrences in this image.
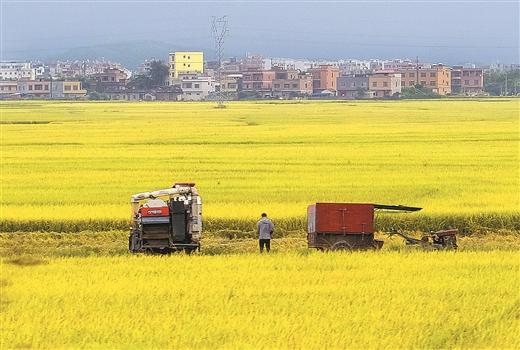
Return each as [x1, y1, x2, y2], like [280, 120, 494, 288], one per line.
[1, 0, 519, 64]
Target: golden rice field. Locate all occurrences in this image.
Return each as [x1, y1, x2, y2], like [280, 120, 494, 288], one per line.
[1, 99, 519, 233]
[2, 250, 519, 349]
[1, 99, 519, 349]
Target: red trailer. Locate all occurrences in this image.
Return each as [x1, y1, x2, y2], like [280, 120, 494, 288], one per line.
[307, 203, 421, 251]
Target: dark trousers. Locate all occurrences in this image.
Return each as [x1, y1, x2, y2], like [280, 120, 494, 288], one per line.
[259, 239, 271, 253]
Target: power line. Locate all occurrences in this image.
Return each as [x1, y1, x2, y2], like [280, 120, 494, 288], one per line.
[211, 15, 228, 108]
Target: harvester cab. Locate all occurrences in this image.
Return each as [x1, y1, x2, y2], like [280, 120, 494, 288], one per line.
[129, 182, 202, 254]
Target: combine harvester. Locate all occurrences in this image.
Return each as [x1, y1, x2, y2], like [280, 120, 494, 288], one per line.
[129, 183, 202, 254]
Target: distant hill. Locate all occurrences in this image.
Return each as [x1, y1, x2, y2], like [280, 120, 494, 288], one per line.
[8, 40, 215, 69]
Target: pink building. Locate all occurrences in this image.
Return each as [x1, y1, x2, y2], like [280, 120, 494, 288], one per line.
[241, 70, 276, 96]
[451, 66, 483, 95]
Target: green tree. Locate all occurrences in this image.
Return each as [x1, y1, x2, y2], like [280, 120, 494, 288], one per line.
[484, 69, 520, 96]
[88, 91, 109, 100]
[149, 60, 169, 87]
[401, 85, 439, 99]
[128, 60, 169, 90]
[127, 74, 153, 90]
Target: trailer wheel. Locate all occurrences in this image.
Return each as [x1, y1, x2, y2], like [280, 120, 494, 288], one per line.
[331, 241, 352, 251]
[371, 240, 384, 250]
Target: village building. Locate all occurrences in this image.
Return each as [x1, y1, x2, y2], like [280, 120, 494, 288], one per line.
[272, 68, 313, 98]
[241, 69, 276, 97]
[337, 75, 371, 98]
[368, 72, 402, 98]
[398, 64, 451, 95]
[309, 65, 340, 94]
[451, 66, 484, 95]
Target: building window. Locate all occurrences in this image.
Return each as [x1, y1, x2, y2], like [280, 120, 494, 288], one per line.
[73, 85, 78, 90]
[420, 81, 426, 85]
[429, 81, 435, 86]
[402, 81, 406, 86]
[464, 80, 469, 85]
[194, 83, 200, 88]
[35, 84, 42, 90]
[409, 73, 415, 78]
[430, 72, 436, 77]
[44, 85, 49, 90]
[372, 82, 377, 87]
[274, 84, 280, 88]
[383, 81, 388, 87]
[420, 72, 426, 78]
[284, 83, 290, 88]
[474, 80, 479, 85]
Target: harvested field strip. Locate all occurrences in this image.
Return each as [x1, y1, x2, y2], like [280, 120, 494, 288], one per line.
[2, 231, 519, 258]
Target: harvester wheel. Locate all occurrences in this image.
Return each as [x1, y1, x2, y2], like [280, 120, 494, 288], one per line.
[331, 241, 352, 251]
[129, 230, 141, 253]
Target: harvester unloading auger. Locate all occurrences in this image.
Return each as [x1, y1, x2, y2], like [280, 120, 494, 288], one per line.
[129, 183, 202, 254]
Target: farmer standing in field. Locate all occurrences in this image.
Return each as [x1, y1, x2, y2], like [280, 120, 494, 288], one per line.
[257, 213, 274, 253]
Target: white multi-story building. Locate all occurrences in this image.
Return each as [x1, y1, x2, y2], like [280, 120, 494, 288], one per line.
[175, 73, 215, 101]
[0, 61, 35, 80]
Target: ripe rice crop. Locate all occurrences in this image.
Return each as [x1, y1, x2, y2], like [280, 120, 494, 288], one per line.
[1, 251, 519, 349]
[1, 99, 519, 233]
